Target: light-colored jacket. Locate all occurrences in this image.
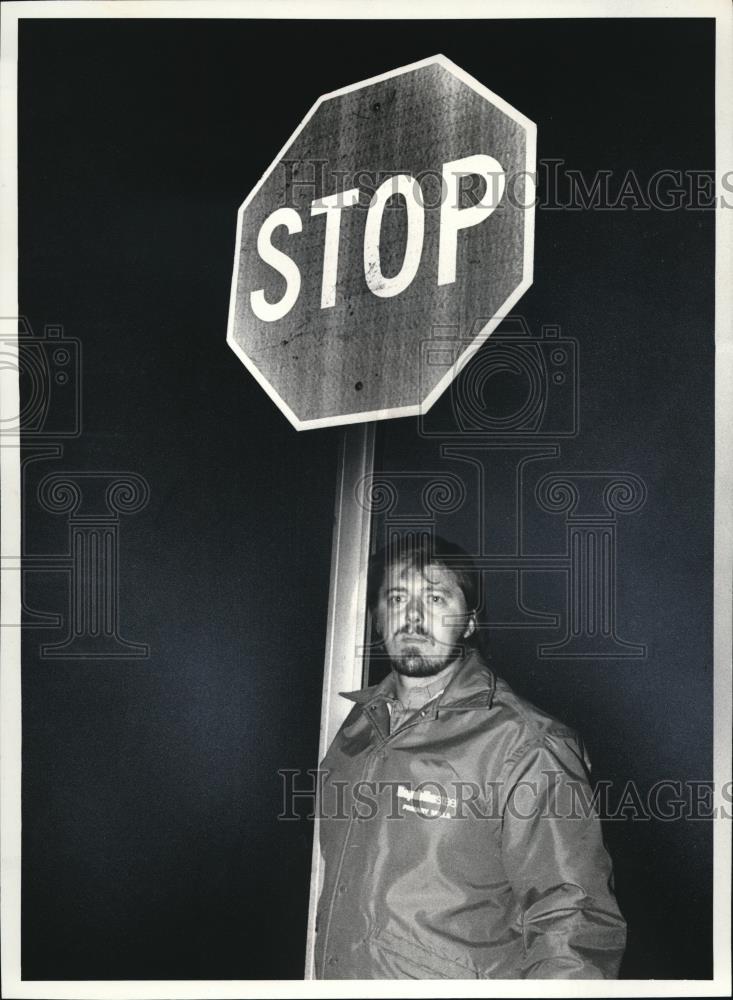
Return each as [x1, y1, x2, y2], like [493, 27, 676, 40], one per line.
[315, 651, 626, 979]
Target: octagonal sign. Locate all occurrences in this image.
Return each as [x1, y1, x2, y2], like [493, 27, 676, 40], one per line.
[227, 54, 536, 430]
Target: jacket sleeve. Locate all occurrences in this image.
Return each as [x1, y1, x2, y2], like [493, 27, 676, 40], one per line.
[499, 733, 627, 979]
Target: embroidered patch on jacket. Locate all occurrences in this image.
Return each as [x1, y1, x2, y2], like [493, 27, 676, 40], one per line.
[397, 783, 457, 819]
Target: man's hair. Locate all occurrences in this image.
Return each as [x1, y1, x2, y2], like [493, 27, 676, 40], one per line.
[366, 534, 480, 615]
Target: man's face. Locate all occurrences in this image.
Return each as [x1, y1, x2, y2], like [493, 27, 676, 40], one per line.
[374, 559, 474, 677]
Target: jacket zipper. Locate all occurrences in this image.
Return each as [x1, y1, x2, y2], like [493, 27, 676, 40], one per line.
[319, 706, 471, 974]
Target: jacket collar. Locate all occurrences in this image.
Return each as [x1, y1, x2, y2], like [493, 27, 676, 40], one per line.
[340, 649, 496, 716]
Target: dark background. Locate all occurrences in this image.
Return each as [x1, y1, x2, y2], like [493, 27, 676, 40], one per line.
[18, 18, 714, 980]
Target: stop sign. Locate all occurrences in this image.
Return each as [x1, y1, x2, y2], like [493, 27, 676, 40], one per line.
[227, 54, 535, 430]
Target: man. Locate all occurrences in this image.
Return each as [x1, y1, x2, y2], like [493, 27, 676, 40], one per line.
[314, 535, 626, 979]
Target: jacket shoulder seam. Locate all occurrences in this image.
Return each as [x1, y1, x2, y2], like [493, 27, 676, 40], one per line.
[501, 729, 581, 771]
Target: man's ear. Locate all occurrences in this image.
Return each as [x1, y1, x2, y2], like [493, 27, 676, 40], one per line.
[463, 615, 476, 639]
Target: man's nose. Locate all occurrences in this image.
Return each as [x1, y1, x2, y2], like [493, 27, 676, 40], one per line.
[405, 596, 424, 624]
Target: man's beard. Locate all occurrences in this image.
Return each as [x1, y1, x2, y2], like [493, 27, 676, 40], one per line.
[391, 642, 462, 677]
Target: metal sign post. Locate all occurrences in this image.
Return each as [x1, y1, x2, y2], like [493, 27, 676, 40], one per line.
[304, 422, 375, 979]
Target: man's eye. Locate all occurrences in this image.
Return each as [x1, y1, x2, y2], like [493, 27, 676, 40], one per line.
[388, 595, 403, 605]
[429, 594, 445, 604]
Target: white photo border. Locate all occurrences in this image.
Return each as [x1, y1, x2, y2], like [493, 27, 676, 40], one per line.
[1, 2, 730, 998]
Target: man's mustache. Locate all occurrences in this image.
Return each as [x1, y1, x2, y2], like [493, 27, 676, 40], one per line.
[394, 625, 430, 639]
